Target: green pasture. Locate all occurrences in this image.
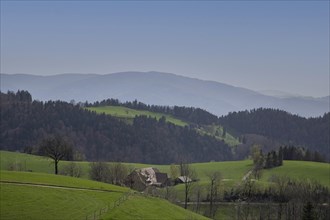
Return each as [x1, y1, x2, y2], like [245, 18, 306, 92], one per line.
[0, 183, 122, 220]
[86, 106, 241, 147]
[86, 106, 188, 126]
[0, 170, 208, 220]
[0, 171, 125, 220]
[260, 160, 330, 187]
[0, 150, 91, 178]
[0, 151, 251, 186]
[101, 194, 209, 220]
[1, 150, 329, 189]
[0, 170, 128, 192]
[196, 124, 240, 147]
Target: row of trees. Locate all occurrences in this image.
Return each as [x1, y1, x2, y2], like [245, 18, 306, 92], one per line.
[89, 162, 129, 185]
[221, 176, 329, 220]
[251, 146, 283, 179]
[281, 145, 325, 162]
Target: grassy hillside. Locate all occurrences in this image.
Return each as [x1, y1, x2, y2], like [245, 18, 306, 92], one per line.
[0, 171, 209, 220]
[0, 151, 251, 185]
[1, 170, 128, 192]
[86, 106, 188, 126]
[260, 160, 330, 187]
[1, 151, 328, 188]
[86, 106, 241, 147]
[0, 171, 125, 220]
[196, 124, 240, 147]
[101, 194, 209, 220]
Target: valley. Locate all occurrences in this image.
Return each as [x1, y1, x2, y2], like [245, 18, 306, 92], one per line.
[1, 151, 329, 219]
[1, 1, 329, 219]
[0, 91, 329, 219]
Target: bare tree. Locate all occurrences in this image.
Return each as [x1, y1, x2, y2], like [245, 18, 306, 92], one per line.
[60, 162, 83, 177]
[180, 162, 197, 209]
[272, 175, 289, 220]
[38, 135, 73, 175]
[207, 171, 222, 218]
[109, 162, 128, 185]
[192, 184, 204, 213]
[89, 162, 111, 183]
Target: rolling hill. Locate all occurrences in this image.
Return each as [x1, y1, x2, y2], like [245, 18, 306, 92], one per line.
[86, 105, 240, 146]
[2, 151, 329, 219]
[86, 105, 188, 126]
[0, 170, 209, 220]
[0, 91, 234, 163]
[1, 72, 328, 117]
[1, 151, 329, 189]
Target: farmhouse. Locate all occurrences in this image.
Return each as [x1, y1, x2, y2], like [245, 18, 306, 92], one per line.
[125, 167, 169, 191]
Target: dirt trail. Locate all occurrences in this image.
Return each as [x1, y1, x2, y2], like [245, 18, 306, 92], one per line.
[242, 170, 253, 181]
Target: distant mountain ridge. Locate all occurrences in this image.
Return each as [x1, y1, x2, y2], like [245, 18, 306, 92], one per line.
[1, 72, 329, 117]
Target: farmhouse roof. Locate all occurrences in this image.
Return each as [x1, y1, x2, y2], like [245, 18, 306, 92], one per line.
[177, 176, 192, 183]
[155, 172, 168, 184]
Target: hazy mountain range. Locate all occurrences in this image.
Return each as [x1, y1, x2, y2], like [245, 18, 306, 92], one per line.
[1, 72, 329, 117]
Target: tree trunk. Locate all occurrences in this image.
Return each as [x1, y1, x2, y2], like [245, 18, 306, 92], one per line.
[55, 160, 58, 175]
[184, 183, 188, 209]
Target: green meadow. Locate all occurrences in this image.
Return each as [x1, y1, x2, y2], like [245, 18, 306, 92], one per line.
[101, 194, 209, 220]
[1, 170, 128, 192]
[0, 171, 209, 220]
[196, 124, 240, 147]
[260, 160, 330, 187]
[86, 106, 188, 126]
[86, 105, 241, 147]
[1, 151, 329, 220]
[0, 171, 124, 220]
[1, 183, 122, 220]
[1, 151, 328, 188]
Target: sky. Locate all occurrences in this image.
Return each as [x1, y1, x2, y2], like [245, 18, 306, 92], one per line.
[1, 0, 329, 97]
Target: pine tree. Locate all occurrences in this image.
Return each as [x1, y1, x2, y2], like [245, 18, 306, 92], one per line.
[302, 201, 315, 220]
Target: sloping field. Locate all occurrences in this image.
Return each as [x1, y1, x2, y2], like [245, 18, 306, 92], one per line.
[0, 150, 91, 177]
[0, 151, 251, 185]
[101, 194, 209, 220]
[86, 106, 241, 147]
[260, 160, 330, 187]
[0, 171, 209, 220]
[0, 171, 125, 220]
[0, 170, 128, 192]
[1, 183, 122, 220]
[1, 151, 328, 188]
[86, 106, 188, 126]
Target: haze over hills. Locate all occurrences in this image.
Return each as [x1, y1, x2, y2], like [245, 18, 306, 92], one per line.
[1, 72, 329, 117]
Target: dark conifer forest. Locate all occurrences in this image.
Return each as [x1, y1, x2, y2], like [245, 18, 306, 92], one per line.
[0, 91, 233, 163]
[1, 91, 329, 162]
[219, 108, 330, 160]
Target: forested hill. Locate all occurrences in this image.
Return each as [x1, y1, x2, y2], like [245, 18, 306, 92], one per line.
[219, 108, 330, 159]
[88, 98, 219, 125]
[0, 91, 233, 163]
[2, 72, 328, 117]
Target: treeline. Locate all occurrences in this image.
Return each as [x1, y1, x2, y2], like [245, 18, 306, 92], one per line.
[87, 98, 219, 125]
[281, 145, 325, 162]
[0, 91, 233, 163]
[220, 108, 330, 160]
[252, 145, 324, 174]
[223, 176, 329, 219]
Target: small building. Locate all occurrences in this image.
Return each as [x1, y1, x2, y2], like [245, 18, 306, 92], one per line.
[125, 167, 169, 191]
[175, 176, 193, 185]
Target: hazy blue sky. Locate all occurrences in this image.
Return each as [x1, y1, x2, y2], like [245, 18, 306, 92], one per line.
[1, 0, 329, 97]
